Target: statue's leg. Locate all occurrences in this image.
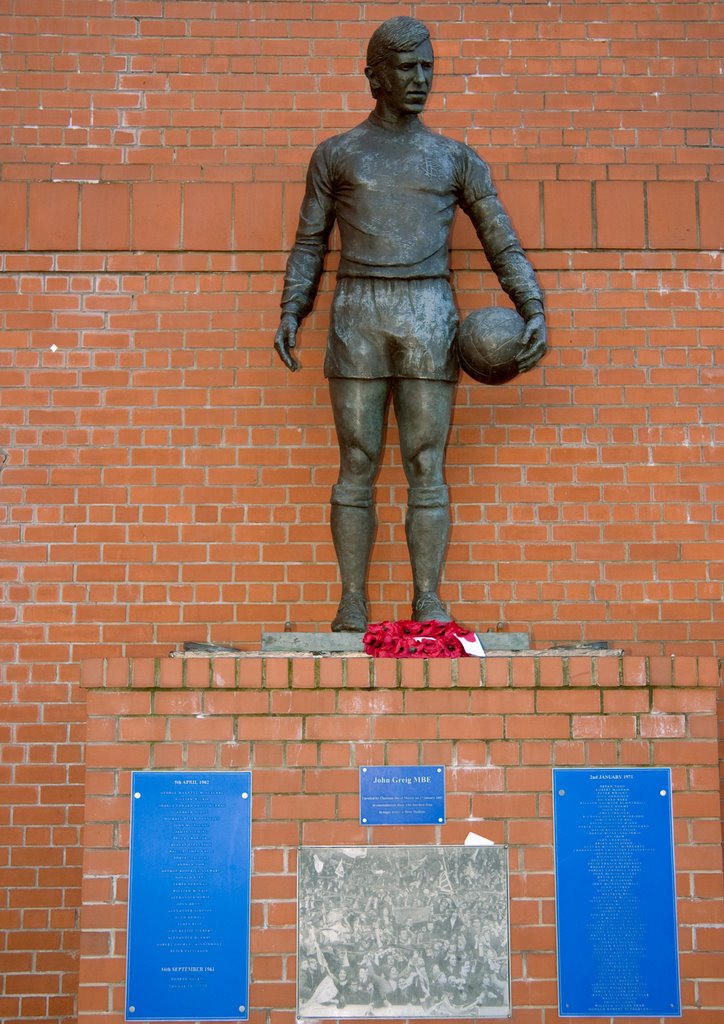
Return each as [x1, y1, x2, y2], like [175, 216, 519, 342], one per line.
[328, 377, 390, 631]
[393, 378, 455, 622]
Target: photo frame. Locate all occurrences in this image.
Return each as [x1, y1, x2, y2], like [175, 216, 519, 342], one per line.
[297, 846, 510, 1019]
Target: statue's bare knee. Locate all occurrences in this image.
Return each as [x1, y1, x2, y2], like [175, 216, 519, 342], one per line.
[338, 444, 379, 488]
[403, 444, 445, 489]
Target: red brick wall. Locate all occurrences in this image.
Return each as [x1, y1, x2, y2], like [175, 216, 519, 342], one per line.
[75, 653, 724, 1024]
[1, 3, 722, 1023]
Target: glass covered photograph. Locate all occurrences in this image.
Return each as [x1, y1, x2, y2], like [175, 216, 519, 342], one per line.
[297, 846, 510, 1019]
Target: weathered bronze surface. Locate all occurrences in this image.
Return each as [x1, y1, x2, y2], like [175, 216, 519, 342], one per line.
[274, 17, 546, 631]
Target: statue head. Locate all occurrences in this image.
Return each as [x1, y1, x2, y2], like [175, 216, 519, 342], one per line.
[365, 17, 433, 113]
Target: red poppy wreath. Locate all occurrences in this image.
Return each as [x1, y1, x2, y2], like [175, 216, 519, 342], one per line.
[362, 619, 478, 658]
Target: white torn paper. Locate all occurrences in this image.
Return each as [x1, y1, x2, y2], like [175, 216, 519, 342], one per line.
[459, 633, 486, 657]
[464, 831, 495, 846]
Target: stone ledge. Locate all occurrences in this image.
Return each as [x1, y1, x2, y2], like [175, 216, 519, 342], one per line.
[260, 630, 533, 655]
[78, 654, 721, 691]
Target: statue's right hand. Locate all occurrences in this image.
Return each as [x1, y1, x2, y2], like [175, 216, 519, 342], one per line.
[274, 313, 300, 371]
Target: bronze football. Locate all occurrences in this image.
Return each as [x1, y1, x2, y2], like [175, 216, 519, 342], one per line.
[456, 306, 526, 386]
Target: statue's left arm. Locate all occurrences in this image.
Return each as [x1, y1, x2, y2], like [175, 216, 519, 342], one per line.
[459, 149, 547, 373]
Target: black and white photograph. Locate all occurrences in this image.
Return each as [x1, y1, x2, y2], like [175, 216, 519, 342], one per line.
[297, 846, 511, 1019]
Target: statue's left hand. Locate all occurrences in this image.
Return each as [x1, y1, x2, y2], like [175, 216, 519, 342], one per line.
[516, 313, 547, 373]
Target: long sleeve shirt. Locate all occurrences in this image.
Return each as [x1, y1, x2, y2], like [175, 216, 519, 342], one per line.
[281, 113, 544, 322]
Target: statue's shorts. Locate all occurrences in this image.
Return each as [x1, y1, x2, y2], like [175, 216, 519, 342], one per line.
[324, 277, 459, 381]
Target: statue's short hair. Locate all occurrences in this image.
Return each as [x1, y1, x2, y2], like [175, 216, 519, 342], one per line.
[366, 16, 431, 72]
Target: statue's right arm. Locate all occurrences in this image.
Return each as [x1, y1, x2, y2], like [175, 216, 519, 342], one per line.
[274, 144, 336, 371]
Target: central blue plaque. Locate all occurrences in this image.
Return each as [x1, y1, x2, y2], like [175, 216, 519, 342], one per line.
[126, 771, 251, 1021]
[359, 766, 445, 825]
[553, 768, 680, 1018]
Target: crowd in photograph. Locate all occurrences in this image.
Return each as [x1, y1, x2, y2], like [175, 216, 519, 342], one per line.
[298, 847, 510, 1017]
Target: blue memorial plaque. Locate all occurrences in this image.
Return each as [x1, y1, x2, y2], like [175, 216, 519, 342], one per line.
[126, 771, 251, 1021]
[359, 766, 445, 825]
[553, 768, 680, 1018]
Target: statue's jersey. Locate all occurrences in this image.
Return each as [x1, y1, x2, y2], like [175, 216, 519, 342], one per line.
[317, 117, 482, 276]
[281, 114, 544, 321]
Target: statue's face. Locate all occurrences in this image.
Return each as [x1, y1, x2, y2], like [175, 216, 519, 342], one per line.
[372, 39, 434, 115]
